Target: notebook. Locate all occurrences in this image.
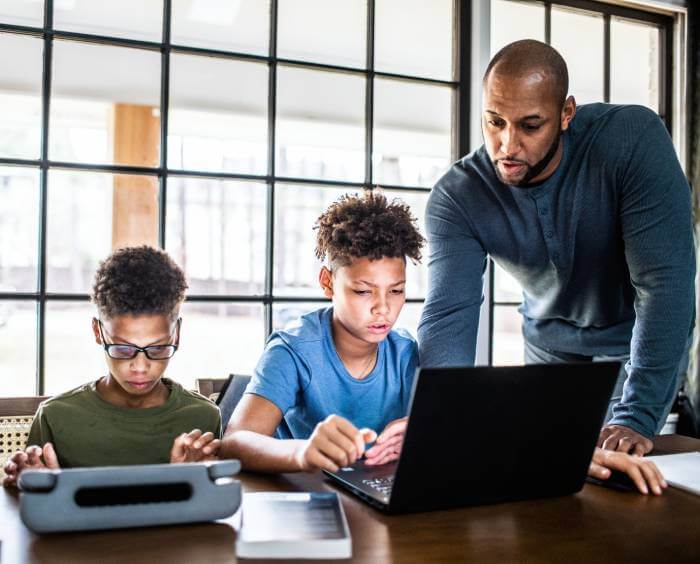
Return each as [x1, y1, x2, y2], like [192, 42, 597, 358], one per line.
[236, 492, 351, 559]
[646, 452, 700, 496]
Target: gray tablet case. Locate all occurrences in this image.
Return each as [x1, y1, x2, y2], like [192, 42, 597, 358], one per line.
[19, 460, 241, 533]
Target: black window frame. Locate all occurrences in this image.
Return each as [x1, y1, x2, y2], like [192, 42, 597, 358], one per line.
[0, 0, 471, 394]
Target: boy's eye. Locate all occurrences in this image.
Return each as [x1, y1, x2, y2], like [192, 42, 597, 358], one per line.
[353, 290, 370, 295]
[390, 288, 405, 295]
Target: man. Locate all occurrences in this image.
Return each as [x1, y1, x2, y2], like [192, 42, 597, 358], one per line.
[418, 39, 695, 455]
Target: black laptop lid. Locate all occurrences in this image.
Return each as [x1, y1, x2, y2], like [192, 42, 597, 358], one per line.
[389, 362, 620, 512]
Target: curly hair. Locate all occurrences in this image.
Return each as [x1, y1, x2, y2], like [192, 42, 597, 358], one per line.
[314, 190, 425, 268]
[91, 246, 187, 321]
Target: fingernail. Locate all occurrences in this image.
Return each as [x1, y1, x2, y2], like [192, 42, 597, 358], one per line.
[662, 480, 668, 487]
[642, 486, 648, 494]
[193, 442, 201, 449]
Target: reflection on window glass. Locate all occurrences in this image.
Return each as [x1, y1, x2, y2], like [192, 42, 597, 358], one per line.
[45, 301, 105, 395]
[278, 0, 366, 68]
[493, 261, 522, 303]
[47, 170, 157, 293]
[373, 78, 452, 188]
[0, 167, 39, 292]
[274, 184, 351, 296]
[0, 0, 43, 26]
[168, 53, 268, 174]
[492, 305, 523, 366]
[51, 40, 161, 166]
[610, 18, 660, 112]
[276, 66, 365, 182]
[166, 178, 267, 296]
[551, 7, 604, 104]
[53, 0, 163, 42]
[375, 0, 453, 81]
[0, 32, 43, 160]
[490, 0, 545, 55]
[0, 300, 37, 396]
[382, 189, 428, 299]
[171, 0, 269, 56]
[167, 302, 265, 390]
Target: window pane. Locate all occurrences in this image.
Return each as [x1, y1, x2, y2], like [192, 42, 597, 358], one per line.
[171, 0, 269, 56]
[276, 66, 365, 182]
[45, 301, 105, 395]
[53, 0, 163, 42]
[0, 32, 42, 159]
[50, 40, 161, 167]
[166, 178, 267, 296]
[382, 189, 428, 299]
[490, 0, 545, 55]
[273, 184, 351, 296]
[375, 0, 453, 81]
[551, 7, 604, 104]
[493, 261, 522, 303]
[0, 300, 37, 396]
[373, 78, 452, 188]
[167, 302, 265, 390]
[0, 166, 39, 292]
[168, 54, 268, 175]
[610, 18, 660, 112]
[0, 0, 43, 27]
[492, 305, 523, 366]
[273, 301, 327, 332]
[395, 301, 422, 339]
[47, 170, 158, 293]
[278, 0, 366, 68]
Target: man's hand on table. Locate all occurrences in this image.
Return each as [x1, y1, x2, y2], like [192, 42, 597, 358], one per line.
[2, 443, 60, 488]
[598, 424, 654, 456]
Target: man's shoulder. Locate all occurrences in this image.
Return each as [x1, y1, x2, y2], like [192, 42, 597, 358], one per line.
[573, 103, 661, 137]
[434, 148, 494, 196]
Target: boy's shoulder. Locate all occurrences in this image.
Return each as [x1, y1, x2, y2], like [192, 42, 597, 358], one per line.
[267, 307, 330, 350]
[385, 327, 418, 358]
[169, 379, 220, 413]
[37, 381, 96, 413]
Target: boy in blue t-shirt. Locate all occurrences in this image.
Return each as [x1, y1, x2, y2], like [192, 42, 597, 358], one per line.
[221, 191, 424, 473]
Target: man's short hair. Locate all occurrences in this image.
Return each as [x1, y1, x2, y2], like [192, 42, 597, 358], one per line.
[483, 39, 569, 104]
[91, 246, 187, 321]
[314, 190, 425, 268]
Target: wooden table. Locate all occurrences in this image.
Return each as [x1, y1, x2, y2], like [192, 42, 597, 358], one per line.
[2, 435, 699, 563]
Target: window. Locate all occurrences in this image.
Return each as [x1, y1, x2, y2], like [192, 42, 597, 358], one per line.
[0, 0, 464, 394]
[488, 0, 676, 365]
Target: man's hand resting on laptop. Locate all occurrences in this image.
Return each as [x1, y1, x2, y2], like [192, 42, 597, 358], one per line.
[588, 447, 666, 495]
[597, 424, 653, 455]
[293, 414, 377, 473]
[2, 443, 60, 488]
[170, 429, 221, 463]
[364, 417, 407, 466]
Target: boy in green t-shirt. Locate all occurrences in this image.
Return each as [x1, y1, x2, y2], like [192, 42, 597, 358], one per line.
[3, 246, 221, 487]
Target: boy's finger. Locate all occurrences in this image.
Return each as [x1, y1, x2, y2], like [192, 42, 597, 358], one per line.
[377, 420, 407, 443]
[194, 431, 216, 449]
[43, 443, 60, 469]
[203, 439, 222, 455]
[306, 447, 339, 473]
[315, 435, 351, 468]
[185, 429, 203, 445]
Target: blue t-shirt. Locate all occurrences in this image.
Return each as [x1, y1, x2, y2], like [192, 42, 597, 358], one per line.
[247, 307, 418, 439]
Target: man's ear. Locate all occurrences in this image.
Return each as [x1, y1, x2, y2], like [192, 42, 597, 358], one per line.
[561, 95, 576, 131]
[92, 317, 102, 344]
[319, 267, 334, 299]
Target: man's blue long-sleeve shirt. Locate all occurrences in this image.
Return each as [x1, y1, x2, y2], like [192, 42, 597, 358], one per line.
[417, 103, 695, 438]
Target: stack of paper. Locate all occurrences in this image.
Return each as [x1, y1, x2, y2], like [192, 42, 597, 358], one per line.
[647, 452, 700, 496]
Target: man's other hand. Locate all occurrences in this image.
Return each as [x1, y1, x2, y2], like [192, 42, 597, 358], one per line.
[598, 424, 653, 456]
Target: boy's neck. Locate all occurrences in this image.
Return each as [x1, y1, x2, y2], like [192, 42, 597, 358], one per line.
[331, 315, 378, 380]
[96, 375, 170, 409]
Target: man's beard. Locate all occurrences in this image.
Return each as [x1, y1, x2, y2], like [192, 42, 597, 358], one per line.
[494, 131, 562, 187]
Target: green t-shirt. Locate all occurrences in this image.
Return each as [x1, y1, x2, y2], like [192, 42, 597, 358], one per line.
[27, 378, 221, 468]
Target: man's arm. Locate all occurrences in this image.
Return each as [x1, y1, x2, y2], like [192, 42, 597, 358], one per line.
[606, 108, 695, 449]
[418, 173, 488, 367]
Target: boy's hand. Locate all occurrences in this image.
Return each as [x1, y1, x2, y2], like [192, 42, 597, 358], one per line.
[588, 447, 667, 495]
[170, 429, 221, 463]
[597, 424, 653, 456]
[364, 417, 407, 466]
[3, 443, 60, 488]
[294, 415, 377, 473]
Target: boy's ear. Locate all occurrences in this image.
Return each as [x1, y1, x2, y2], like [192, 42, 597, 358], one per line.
[92, 317, 102, 344]
[319, 267, 333, 299]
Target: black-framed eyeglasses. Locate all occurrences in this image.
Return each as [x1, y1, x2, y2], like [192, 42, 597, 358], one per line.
[97, 319, 180, 360]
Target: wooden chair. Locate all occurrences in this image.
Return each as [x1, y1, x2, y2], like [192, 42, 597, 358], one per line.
[196, 375, 252, 429]
[0, 396, 49, 479]
[195, 378, 230, 403]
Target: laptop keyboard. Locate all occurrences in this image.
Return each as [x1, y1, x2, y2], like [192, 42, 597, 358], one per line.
[362, 476, 394, 497]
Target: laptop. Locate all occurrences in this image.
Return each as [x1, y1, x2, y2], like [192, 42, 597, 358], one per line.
[324, 362, 620, 514]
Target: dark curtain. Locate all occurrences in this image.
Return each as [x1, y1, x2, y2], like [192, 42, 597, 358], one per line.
[683, 3, 700, 436]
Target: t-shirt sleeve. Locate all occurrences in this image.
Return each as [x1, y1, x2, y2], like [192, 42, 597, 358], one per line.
[26, 404, 54, 447]
[247, 337, 304, 416]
